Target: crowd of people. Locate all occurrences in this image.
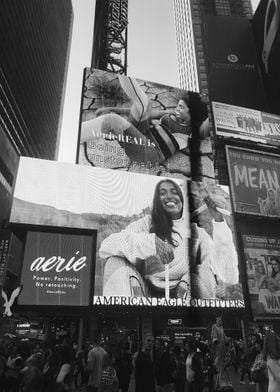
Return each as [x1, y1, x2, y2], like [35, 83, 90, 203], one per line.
[0, 321, 280, 392]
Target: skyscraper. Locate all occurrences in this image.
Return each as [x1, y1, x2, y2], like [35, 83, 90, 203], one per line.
[0, 0, 73, 260]
[0, 0, 73, 161]
[173, 0, 253, 98]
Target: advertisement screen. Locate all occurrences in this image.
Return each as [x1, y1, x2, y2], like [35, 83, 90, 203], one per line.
[203, 15, 267, 110]
[242, 234, 280, 318]
[252, 0, 280, 115]
[190, 181, 244, 308]
[19, 231, 94, 306]
[77, 68, 213, 181]
[11, 157, 244, 308]
[213, 102, 280, 146]
[226, 146, 280, 217]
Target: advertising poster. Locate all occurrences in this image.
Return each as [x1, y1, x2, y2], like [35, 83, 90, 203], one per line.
[19, 232, 94, 306]
[203, 15, 267, 110]
[10, 157, 244, 308]
[78, 68, 213, 180]
[190, 181, 244, 308]
[212, 102, 280, 146]
[252, 0, 280, 115]
[226, 146, 280, 217]
[242, 234, 280, 318]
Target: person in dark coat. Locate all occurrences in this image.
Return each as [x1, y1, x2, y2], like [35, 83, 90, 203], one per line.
[154, 340, 177, 392]
[134, 335, 156, 392]
[115, 341, 133, 392]
[184, 338, 204, 392]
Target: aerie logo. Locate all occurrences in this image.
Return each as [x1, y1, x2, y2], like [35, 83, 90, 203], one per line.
[30, 251, 87, 272]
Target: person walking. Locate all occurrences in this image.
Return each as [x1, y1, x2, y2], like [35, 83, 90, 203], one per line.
[263, 328, 280, 392]
[87, 338, 107, 392]
[134, 334, 156, 392]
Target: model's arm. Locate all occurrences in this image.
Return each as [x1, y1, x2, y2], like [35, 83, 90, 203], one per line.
[150, 109, 175, 120]
[99, 216, 173, 264]
[95, 107, 130, 117]
[212, 220, 239, 285]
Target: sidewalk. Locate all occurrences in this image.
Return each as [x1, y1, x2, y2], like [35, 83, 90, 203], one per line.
[126, 368, 257, 392]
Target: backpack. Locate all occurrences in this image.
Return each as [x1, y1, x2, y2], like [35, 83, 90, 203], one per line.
[100, 366, 116, 387]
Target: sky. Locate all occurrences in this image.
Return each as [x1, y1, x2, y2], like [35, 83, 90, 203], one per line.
[58, 0, 179, 164]
[58, 0, 260, 163]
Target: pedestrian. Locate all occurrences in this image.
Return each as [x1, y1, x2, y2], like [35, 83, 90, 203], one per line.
[263, 328, 280, 392]
[20, 352, 44, 392]
[134, 334, 156, 392]
[98, 353, 118, 392]
[251, 340, 268, 392]
[184, 338, 204, 392]
[173, 345, 186, 392]
[115, 341, 133, 392]
[86, 337, 107, 392]
[154, 340, 176, 392]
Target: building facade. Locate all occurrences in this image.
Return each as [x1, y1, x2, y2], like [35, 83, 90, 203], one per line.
[173, 0, 253, 96]
[0, 0, 73, 161]
[0, 0, 73, 331]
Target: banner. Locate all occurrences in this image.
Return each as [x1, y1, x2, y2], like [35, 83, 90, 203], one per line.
[10, 157, 244, 308]
[19, 231, 94, 306]
[77, 68, 213, 180]
[226, 146, 280, 217]
[212, 101, 280, 146]
[242, 234, 280, 317]
[252, 0, 280, 115]
[203, 16, 267, 110]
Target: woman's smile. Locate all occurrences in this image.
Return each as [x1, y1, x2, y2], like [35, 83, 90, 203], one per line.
[159, 181, 183, 219]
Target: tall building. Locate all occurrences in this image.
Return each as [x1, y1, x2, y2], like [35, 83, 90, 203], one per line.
[0, 0, 73, 295]
[0, 0, 73, 161]
[173, 0, 254, 99]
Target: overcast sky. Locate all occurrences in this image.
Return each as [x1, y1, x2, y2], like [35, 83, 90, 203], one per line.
[58, 0, 260, 163]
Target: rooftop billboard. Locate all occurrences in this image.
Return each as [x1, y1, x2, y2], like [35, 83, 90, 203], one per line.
[77, 68, 213, 181]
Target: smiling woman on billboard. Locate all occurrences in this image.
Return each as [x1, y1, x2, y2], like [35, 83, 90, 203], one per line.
[99, 179, 239, 301]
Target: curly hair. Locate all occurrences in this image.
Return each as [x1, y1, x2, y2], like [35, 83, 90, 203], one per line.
[149, 179, 184, 246]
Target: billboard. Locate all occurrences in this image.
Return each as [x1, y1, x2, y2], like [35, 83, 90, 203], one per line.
[203, 15, 268, 110]
[252, 0, 280, 115]
[212, 101, 280, 146]
[190, 181, 243, 306]
[242, 234, 280, 318]
[10, 157, 244, 308]
[19, 231, 94, 306]
[226, 146, 280, 217]
[77, 68, 213, 181]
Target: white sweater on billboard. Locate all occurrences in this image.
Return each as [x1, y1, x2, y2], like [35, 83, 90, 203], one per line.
[100, 215, 189, 292]
[99, 215, 239, 297]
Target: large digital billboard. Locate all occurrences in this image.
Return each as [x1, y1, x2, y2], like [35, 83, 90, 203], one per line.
[203, 15, 268, 110]
[212, 101, 280, 146]
[252, 0, 280, 115]
[19, 231, 94, 306]
[77, 68, 213, 180]
[226, 146, 280, 217]
[10, 157, 244, 308]
[242, 234, 280, 318]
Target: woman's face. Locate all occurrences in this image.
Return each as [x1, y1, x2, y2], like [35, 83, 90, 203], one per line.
[271, 259, 280, 273]
[257, 262, 265, 274]
[158, 181, 183, 220]
[175, 99, 191, 124]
